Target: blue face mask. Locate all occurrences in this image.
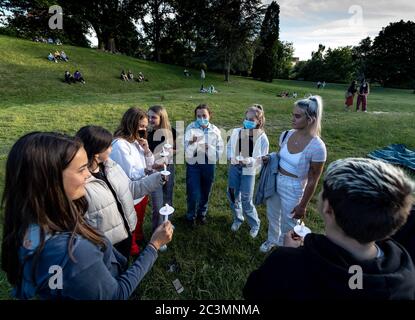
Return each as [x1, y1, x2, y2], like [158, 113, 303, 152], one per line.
[243, 120, 257, 129]
[196, 118, 209, 127]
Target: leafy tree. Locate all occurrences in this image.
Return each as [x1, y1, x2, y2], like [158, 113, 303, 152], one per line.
[251, 1, 279, 82]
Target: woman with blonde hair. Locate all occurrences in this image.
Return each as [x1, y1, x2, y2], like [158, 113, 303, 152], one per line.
[260, 96, 326, 253]
[147, 105, 176, 251]
[227, 104, 269, 238]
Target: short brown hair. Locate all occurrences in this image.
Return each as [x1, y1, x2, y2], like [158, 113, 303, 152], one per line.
[322, 158, 414, 243]
[194, 103, 212, 118]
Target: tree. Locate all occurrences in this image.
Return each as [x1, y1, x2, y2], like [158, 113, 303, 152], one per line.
[324, 46, 355, 83]
[367, 20, 415, 88]
[352, 36, 372, 79]
[275, 41, 294, 79]
[251, 1, 279, 82]
[212, 0, 263, 81]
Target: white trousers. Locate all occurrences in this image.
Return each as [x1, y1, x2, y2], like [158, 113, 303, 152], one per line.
[265, 173, 305, 245]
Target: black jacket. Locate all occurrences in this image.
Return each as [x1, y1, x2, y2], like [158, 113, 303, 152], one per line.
[243, 234, 415, 300]
[392, 206, 415, 263]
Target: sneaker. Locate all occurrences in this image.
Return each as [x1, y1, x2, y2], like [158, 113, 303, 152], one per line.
[197, 216, 207, 225]
[231, 221, 242, 232]
[249, 227, 259, 239]
[159, 244, 168, 252]
[260, 240, 276, 253]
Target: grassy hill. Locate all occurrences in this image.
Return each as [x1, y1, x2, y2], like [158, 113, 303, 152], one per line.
[0, 35, 414, 299]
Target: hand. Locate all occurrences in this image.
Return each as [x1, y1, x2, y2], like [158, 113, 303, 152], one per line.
[152, 163, 165, 170]
[138, 138, 150, 153]
[262, 155, 270, 164]
[290, 205, 306, 219]
[149, 221, 173, 250]
[283, 230, 303, 248]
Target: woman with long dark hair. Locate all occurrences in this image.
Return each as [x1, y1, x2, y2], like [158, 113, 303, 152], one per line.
[111, 107, 155, 256]
[1, 132, 173, 299]
[76, 125, 166, 258]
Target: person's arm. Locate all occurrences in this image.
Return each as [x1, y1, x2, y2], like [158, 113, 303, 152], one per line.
[291, 161, 325, 219]
[110, 141, 146, 180]
[64, 245, 159, 300]
[215, 129, 225, 161]
[129, 171, 165, 200]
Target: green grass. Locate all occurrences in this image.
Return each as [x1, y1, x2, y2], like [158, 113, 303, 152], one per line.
[0, 35, 414, 299]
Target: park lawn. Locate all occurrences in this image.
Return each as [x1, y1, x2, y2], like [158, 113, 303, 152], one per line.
[0, 35, 414, 299]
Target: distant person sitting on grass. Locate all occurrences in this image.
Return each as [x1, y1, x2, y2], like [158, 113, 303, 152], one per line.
[137, 72, 146, 82]
[127, 70, 134, 81]
[244, 158, 415, 300]
[184, 69, 191, 77]
[121, 70, 128, 81]
[47, 52, 57, 63]
[60, 51, 69, 62]
[64, 71, 75, 84]
[74, 70, 85, 84]
[54, 50, 61, 60]
[277, 91, 289, 98]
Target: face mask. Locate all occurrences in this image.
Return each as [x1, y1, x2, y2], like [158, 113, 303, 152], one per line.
[243, 120, 257, 129]
[196, 118, 209, 127]
[138, 130, 147, 139]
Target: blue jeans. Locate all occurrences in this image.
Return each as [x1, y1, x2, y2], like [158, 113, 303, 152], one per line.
[151, 164, 175, 232]
[186, 163, 215, 220]
[227, 164, 260, 230]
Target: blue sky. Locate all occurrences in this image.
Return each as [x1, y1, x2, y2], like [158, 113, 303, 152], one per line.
[268, 0, 415, 60]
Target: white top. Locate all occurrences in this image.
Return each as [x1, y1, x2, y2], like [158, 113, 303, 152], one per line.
[279, 143, 303, 177]
[110, 138, 155, 204]
[227, 128, 269, 175]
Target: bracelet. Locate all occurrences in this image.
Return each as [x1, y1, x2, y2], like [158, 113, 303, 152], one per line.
[148, 242, 158, 251]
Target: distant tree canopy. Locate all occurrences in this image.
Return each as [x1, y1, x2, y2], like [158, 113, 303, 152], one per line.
[1, 1, 413, 87]
[292, 20, 415, 88]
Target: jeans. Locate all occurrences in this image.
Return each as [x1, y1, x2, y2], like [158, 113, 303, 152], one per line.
[186, 163, 215, 220]
[151, 164, 175, 232]
[227, 164, 260, 230]
[265, 173, 304, 245]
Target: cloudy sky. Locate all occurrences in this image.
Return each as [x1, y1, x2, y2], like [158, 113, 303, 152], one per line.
[267, 0, 415, 60]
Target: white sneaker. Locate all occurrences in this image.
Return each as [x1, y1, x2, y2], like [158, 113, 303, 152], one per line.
[159, 245, 168, 252]
[249, 227, 259, 239]
[260, 241, 276, 253]
[231, 221, 242, 232]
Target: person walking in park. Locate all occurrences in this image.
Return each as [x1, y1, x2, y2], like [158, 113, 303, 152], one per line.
[356, 79, 370, 112]
[344, 80, 357, 111]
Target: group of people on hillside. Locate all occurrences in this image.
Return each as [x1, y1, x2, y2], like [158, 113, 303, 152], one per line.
[344, 78, 370, 111]
[121, 70, 146, 82]
[47, 50, 69, 63]
[1, 96, 415, 300]
[277, 91, 298, 98]
[34, 37, 62, 45]
[64, 70, 86, 84]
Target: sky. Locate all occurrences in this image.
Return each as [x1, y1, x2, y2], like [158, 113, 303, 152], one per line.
[267, 0, 415, 60]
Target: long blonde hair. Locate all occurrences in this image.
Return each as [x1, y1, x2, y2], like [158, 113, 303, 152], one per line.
[246, 104, 265, 130]
[295, 95, 323, 136]
[148, 105, 172, 131]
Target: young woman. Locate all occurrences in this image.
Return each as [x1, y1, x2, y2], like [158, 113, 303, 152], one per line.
[184, 104, 224, 225]
[111, 107, 155, 256]
[76, 126, 166, 258]
[227, 105, 269, 238]
[344, 80, 357, 111]
[260, 96, 327, 253]
[1, 132, 173, 299]
[147, 106, 176, 242]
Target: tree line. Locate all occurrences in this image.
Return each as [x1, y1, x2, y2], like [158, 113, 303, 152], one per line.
[1, 1, 414, 88]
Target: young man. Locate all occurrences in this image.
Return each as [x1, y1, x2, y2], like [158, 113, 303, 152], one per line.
[244, 158, 415, 300]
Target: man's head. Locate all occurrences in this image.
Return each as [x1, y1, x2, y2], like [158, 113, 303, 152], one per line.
[320, 158, 414, 244]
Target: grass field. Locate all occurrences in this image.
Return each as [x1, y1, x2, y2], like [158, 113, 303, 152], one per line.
[0, 35, 414, 299]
